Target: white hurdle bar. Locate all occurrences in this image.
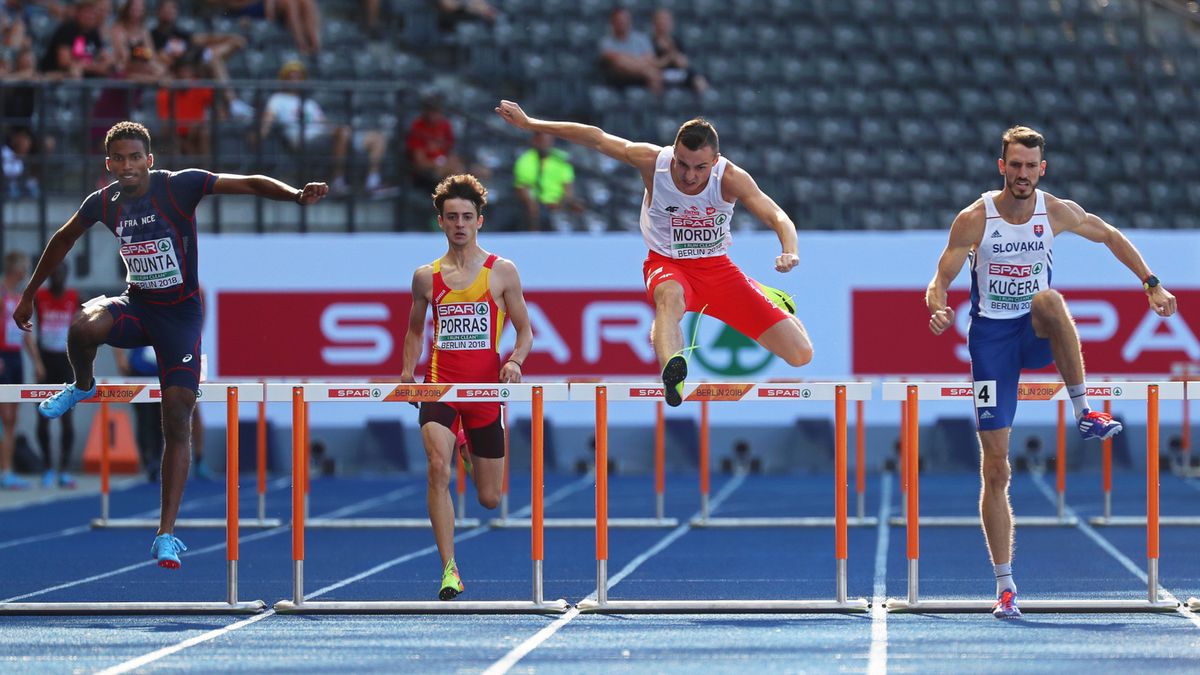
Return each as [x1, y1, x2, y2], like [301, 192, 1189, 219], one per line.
[574, 382, 869, 613]
[885, 382, 1182, 613]
[272, 382, 570, 613]
[491, 400, 678, 529]
[0, 384, 266, 615]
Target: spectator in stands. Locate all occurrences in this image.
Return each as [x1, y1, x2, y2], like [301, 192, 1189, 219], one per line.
[513, 132, 583, 232]
[261, 60, 389, 195]
[435, 0, 497, 33]
[38, 0, 113, 79]
[1, 250, 39, 490]
[156, 56, 213, 157]
[3, 128, 40, 198]
[1, 0, 30, 49]
[152, 0, 245, 83]
[406, 95, 464, 192]
[110, 0, 166, 81]
[34, 262, 79, 489]
[206, 0, 322, 56]
[599, 6, 662, 94]
[2, 46, 54, 182]
[651, 8, 707, 94]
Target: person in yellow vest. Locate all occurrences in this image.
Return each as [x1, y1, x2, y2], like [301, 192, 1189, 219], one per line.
[401, 174, 533, 600]
[513, 132, 583, 231]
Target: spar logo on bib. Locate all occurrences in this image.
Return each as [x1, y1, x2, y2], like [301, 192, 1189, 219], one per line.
[436, 301, 492, 351]
[119, 237, 183, 289]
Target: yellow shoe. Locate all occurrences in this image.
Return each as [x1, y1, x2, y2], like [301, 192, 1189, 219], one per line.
[755, 282, 796, 315]
[438, 558, 464, 600]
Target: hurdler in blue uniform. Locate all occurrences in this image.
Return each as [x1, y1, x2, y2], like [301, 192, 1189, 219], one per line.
[10, 121, 330, 569]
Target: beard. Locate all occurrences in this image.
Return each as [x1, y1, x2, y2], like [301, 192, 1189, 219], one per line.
[1007, 179, 1035, 199]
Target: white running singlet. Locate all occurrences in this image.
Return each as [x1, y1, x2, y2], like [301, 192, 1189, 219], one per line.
[969, 189, 1054, 319]
[639, 146, 735, 259]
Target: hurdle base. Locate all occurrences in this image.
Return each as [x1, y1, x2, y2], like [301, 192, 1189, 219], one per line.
[91, 518, 282, 529]
[0, 601, 266, 615]
[575, 599, 869, 614]
[273, 599, 570, 614]
[690, 516, 879, 528]
[303, 518, 480, 529]
[1088, 516, 1200, 527]
[884, 598, 1178, 613]
[1188, 597, 1200, 611]
[887, 515, 1077, 527]
[489, 517, 679, 529]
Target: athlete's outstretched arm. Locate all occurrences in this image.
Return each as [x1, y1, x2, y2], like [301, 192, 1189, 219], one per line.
[494, 259, 532, 384]
[213, 174, 329, 205]
[401, 267, 433, 383]
[1051, 198, 1177, 317]
[927, 204, 985, 336]
[12, 214, 90, 331]
[495, 100, 660, 172]
[722, 164, 799, 272]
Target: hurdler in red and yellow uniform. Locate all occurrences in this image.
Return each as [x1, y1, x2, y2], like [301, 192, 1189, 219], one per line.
[420, 253, 506, 454]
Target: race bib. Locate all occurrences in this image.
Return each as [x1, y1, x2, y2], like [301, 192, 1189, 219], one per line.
[119, 238, 183, 290]
[39, 309, 71, 351]
[436, 301, 492, 351]
[670, 213, 728, 259]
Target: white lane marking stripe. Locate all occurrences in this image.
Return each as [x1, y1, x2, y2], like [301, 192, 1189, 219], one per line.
[483, 473, 748, 675]
[867, 474, 892, 675]
[91, 475, 595, 673]
[94, 610, 277, 675]
[1032, 473, 1200, 630]
[1, 484, 422, 603]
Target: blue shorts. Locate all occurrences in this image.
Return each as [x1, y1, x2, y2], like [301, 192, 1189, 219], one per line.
[968, 314, 1054, 431]
[0, 350, 22, 385]
[103, 292, 203, 393]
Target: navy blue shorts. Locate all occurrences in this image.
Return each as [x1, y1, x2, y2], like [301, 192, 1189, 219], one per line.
[0, 350, 22, 385]
[102, 293, 203, 393]
[968, 314, 1054, 431]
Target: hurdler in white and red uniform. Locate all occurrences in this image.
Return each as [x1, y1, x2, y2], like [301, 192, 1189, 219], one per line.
[496, 100, 814, 407]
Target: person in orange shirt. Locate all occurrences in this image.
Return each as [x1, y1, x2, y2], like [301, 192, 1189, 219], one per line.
[401, 174, 533, 600]
[156, 57, 214, 157]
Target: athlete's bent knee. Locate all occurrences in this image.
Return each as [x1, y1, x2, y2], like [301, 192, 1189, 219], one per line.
[426, 455, 451, 488]
[782, 343, 814, 368]
[477, 490, 500, 510]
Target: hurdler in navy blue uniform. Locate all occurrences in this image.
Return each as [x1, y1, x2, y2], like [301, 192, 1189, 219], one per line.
[11, 121, 330, 569]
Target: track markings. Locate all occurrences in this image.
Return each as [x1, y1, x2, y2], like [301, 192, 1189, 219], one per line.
[867, 474, 892, 675]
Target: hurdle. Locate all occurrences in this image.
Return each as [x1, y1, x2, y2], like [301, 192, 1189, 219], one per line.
[888, 381, 1078, 527]
[0, 384, 266, 615]
[273, 382, 571, 613]
[885, 381, 1182, 613]
[1091, 380, 1200, 526]
[574, 382, 870, 613]
[690, 387, 878, 528]
[288, 384, 478, 529]
[491, 400, 679, 529]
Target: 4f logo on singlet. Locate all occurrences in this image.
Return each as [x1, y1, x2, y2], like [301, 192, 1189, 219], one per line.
[118, 237, 183, 289]
[436, 302, 491, 351]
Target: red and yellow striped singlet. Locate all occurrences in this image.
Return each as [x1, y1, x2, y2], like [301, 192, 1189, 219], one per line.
[428, 254, 504, 384]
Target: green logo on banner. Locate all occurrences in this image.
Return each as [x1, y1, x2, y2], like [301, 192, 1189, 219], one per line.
[686, 314, 773, 377]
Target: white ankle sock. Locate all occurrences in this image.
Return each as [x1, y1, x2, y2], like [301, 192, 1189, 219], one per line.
[994, 562, 1016, 595]
[1067, 383, 1089, 418]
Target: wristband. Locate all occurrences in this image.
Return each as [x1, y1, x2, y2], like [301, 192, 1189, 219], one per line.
[505, 358, 523, 368]
[1142, 274, 1160, 291]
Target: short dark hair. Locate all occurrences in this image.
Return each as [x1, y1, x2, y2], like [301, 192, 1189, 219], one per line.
[104, 121, 152, 155]
[432, 174, 488, 215]
[674, 117, 719, 153]
[1001, 126, 1044, 161]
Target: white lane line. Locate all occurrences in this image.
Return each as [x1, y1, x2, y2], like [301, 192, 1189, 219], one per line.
[867, 473, 893, 675]
[94, 610, 277, 675]
[91, 475, 596, 673]
[0, 477, 292, 550]
[1, 483, 422, 603]
[1032, 473, 1200, 629]
[484, 472, 749, 675]
[0, 477, 141, 513]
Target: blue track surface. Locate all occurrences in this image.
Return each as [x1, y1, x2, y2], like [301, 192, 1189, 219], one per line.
[1, 469, 1198, 673]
